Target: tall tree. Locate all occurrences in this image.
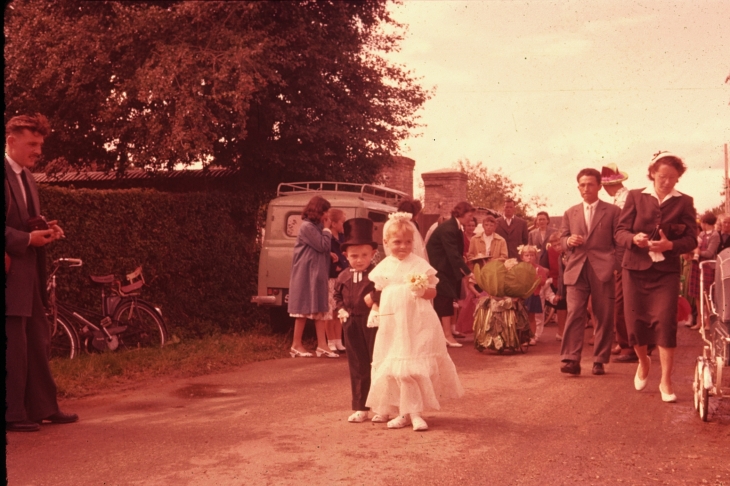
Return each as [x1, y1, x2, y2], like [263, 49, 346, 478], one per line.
[455, 159, 544, 218]
[4, 0, 428, 189]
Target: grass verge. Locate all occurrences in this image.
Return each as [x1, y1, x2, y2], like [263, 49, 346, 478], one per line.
[50, 329, 292, 399]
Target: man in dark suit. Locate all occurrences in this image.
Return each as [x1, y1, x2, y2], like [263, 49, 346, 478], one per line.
[495, 198, 528, 259]
[426, 201, 475, 347]
[5, 114, 78, 432]
[559, 168, 621, 376]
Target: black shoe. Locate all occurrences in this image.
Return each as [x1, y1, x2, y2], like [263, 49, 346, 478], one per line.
[613, 353, 639, 363]
[560, 360, 581, 375]
[6, 420, 41, 432]
[39, 411, 79, 424]
[592, 363, 605, 375]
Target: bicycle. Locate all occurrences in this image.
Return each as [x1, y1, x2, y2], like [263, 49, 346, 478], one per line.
[47, 258, 168, 359]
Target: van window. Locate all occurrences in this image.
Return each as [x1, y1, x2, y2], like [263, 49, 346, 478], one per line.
[368, 211, 388, 246]
[285, 213, 303, 238]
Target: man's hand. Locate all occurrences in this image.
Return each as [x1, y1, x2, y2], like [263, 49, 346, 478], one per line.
[47, 220, 65, 240]
[29, 229, 54, 247]
[330, 252, 338, 263]
[567, 234, 585, 247]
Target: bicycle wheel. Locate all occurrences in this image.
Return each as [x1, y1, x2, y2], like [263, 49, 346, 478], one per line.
[49, 313, 80, 359]
[113, 300, 167, 349]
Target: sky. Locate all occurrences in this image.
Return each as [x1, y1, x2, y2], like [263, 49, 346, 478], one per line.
[384, 0, 729, 216]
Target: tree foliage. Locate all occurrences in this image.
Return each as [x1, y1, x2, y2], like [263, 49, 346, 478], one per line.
[4, 0, 429, 190]
[455, 159, 544, 218]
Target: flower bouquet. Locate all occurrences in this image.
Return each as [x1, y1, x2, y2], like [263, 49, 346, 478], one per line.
[405, 272, 429, 297]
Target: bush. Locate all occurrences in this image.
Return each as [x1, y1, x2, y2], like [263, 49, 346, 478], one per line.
[39, 186, 269, 338]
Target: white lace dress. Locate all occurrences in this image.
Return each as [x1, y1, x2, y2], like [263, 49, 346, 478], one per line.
[366, 253, 464, 416]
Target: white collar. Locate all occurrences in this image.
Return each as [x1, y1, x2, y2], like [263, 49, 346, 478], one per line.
[642, 186, 681, 204]
[6, 155, 24, 175]
[583, 200, 599, 210]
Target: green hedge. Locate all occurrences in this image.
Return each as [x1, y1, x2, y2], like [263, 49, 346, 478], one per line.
[39, 186, 268, 338]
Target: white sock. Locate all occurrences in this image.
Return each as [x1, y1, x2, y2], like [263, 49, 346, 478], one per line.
[535, 313, 544, 340]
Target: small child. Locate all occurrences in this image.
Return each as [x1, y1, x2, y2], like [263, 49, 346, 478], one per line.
[518, 244, 556, 345]
[333, 218, 379, 423]
[365, 212, 464, 432]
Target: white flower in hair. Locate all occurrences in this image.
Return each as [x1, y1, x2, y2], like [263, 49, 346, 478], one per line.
[388, 212, 413, 223]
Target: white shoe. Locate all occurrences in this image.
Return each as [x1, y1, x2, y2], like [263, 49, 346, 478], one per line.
[411, 414, 428, 431]
[446, 340, 463, 348]
[328, 341, 337, 351]
[335, 341, 346, 351]
[348, 411, 369, 423]
[634, 361, 650, 391]
[387, 415, 411, 429]
[315, 347, 339, 358]
[371, 414, 389, 423]
[659, 384, 677, 403]
[555, 334, 563, 341]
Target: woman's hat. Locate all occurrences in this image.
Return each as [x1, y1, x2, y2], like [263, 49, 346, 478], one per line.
[600, 163, 628, 185]
[341, 218, 378, 250]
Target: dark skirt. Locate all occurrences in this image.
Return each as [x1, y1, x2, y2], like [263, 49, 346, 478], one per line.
[623, 268, 679, 348]
[524, 294, 543, 313]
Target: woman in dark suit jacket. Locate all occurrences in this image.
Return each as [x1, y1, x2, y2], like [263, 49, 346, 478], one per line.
[425, 201, 476, 347]
[528, 211, 554, 255]
[615, 152, 697, 403]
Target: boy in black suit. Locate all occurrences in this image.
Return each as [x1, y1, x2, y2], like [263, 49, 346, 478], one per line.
[334, 218, 380, 423]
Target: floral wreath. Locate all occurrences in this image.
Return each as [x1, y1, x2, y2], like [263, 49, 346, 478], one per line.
[517, 244, 540, 255]
[388, 211, 413, 223]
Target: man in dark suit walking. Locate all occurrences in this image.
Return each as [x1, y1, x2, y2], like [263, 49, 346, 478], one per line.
[495, 198, 528, 259]
[5, 114, 78, 432]
[559, 168, 621, 376]
[426, 201, 475, 347]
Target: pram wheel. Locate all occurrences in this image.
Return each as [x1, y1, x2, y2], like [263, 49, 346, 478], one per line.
[693, 359, 710, 422]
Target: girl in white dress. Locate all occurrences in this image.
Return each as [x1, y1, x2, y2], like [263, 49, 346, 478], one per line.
[365, 213, 464, 431]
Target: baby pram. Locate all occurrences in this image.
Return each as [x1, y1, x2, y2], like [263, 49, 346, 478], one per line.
[692, 249, 730, 421]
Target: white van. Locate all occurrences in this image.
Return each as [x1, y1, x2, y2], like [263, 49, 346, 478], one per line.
[251, 182, 407, 330]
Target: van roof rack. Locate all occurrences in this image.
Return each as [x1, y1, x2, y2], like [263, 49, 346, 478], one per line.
[277, 182, 408, 207]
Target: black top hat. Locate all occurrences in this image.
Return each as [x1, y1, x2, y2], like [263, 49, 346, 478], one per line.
[341, 218, 378, 250]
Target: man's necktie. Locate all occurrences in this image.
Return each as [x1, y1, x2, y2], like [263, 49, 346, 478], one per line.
[586, 205, 593, 231]
[20, 171, 37, 217]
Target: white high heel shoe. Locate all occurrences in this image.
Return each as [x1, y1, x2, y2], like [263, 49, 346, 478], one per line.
[315, 347, 339, 358]
[659, 384, 677, 403]
[634, 360, 650, 391]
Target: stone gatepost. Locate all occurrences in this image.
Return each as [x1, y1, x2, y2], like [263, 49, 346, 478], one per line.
[421, 169, 468, 218]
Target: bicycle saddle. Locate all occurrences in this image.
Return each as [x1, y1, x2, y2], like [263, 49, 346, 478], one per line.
[89, 275, 115, 284]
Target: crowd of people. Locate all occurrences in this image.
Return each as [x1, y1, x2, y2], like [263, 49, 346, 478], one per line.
[286, 150, 725, 430]
[5, 112, 721, 434]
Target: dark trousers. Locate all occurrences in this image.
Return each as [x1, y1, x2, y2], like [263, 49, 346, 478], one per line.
[343, 316, 377, 411]
[614, 271, 630, 349]
[561, 262, 615, 364]
[6, 282, 60, 422]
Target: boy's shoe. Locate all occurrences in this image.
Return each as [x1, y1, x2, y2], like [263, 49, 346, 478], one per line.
[371, 414, 389, 423]
[348, 411, 369, 423]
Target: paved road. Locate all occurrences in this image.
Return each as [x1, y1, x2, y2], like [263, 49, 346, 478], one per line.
[6, 324, 730, 486]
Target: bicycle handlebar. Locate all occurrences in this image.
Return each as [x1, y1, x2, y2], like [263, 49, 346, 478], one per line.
[54, 258, 83, 267]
